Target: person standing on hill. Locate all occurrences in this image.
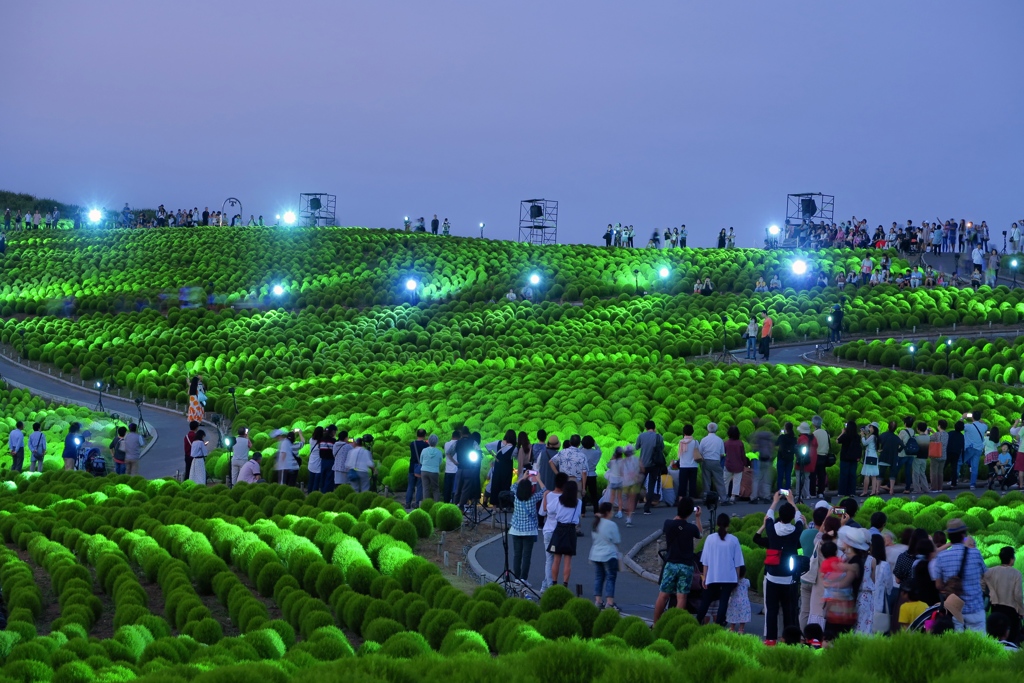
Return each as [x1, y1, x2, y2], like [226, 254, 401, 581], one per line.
[230, 427, 251, 486]
[7, 421, 25, 473]
[982, 546, 1024, 644]
[184, 420, 199, 480]
[654, 497, 703, 622]
[27, 423, 46, 473]
[431, 214, 439, 235]
[963, 411, 988, 490]
[749, 420, 776, 503]
[758, 311, 774, 361]
[406, 429, 428, 509]
[836, 420, 861, 497]
[124, 423, 145, 476]
[636, 421, 665, 514]
[419, 435, 443, 502]
[485, 429, 517, 507]
[699, 423, 727, 502]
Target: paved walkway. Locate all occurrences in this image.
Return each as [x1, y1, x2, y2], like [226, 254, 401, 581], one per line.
[0, 354, 190, 479]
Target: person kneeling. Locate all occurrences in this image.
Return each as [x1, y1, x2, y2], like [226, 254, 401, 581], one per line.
[236, 453, 266, 484]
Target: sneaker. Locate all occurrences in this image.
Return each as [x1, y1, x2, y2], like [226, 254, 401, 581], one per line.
[970, 486, 976, 490]
[643, 510, 653, 516]
[615, 511, 623, 519]
[764, 640, 777, 647]
[626, 519, 633, 528]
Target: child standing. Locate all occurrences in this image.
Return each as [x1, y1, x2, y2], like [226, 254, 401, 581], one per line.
[606, 447, 624, 517]
[726, 566, 751, 634]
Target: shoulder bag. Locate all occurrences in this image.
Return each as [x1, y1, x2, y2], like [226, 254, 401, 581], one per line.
[938, 545, 969, 600]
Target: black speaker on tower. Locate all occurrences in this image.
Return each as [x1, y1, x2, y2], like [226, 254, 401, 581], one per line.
[529, 204, 543, 220]
[309, 197, 322, 211]
[800, 198, 817, 219]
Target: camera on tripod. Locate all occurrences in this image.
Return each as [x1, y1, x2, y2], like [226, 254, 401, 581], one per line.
[134, 397, 143, 407]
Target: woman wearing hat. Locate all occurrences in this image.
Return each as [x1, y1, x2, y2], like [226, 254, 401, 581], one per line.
[834, 526, 873, 634]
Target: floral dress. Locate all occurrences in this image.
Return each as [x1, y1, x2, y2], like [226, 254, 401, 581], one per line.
[187, 379, 205, 423]
[726, 577, 751, 625]
[856, 555, 875, 634]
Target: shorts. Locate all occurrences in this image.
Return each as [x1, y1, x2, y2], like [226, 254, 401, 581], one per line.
[660, 562, 694, 594]
[608, 480, 623, 490]
[623, 484, 641, 495]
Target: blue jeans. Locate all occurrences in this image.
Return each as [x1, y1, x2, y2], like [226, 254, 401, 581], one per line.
[838, 461, 858, 496]
[593, 558, 618, 600]
[896, 456, 915, 490]
[406, 464, 423, 507]
[746, 337, 756, 359]
[777, 458, 793, 490]
[115, 462, 126, 475]
[963, 446, 982, 487]
[320, 458, 336, 493]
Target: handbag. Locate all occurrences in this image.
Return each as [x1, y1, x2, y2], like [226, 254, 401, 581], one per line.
[824, 598, 858, 625]
[197, 389, 208, 405]
[938, 545, 969, 600]
[928, 441, 943, 459]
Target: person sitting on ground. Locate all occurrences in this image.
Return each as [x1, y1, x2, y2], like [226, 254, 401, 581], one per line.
[768, 274, 782, 292]
[754, 276, 768, 293]
[236, 453, 265, 484]
[836, 271, 846, 290]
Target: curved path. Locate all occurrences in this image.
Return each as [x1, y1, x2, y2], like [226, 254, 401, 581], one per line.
[0, 353, 194, 479]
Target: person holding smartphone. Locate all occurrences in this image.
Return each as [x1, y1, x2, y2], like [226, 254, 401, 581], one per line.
[509, 472, 546, 586]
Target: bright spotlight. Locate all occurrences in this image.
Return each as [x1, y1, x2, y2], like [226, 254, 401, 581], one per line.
[791, 259, 807, 275]
[529, 273, 540, 286]
[946, 339, 953, 346]
[282, 211, 297, 226]
[275, 214, 281, 220]
[73, 438, 81, 447]
[223, 437, 231, 447]
[1013, 259, 1019, 268]
[95, 381, 102, 389]
[659, 267, 669, 278]
[768, 225, 781, 236]
[87, 209, 102, 224]
[468, 450, 479, 463]
[827, 315, 833, 323]
[405, 279, 417, 291]
[909, 345, 916, 353]
[272, 284, 284, 296]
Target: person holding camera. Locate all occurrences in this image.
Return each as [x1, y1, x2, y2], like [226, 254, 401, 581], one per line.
[509, 472, 545, 586]
[345, 435, 376, 493]
[761, 490, 806, 644]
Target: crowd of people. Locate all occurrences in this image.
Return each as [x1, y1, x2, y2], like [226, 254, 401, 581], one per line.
[3, 207, 62, 230]
[662, 492, 1022, 648]
[781, 218, 1003, 254]
[404, 215, 451, 236]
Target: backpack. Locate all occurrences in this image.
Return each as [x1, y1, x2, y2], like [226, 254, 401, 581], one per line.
[903, 431, 920, 456]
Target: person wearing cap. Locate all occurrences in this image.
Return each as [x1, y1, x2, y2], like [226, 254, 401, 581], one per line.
[982, 546, 1023, 644]
[699, 423, 727, 502]
[849, 527, 876, 634]
[795, 422, 818, 504]
[934, 518, 987, 632]
[810, 416, 830, 499]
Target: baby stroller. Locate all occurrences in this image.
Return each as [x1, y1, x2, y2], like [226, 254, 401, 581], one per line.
[908, 603, 958, 633]
[989, 462, 1012, 492]
[75, 432, 107, 477]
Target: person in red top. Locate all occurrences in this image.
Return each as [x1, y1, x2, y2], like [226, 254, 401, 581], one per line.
[723, 426, 748, 504]
[758, 311, 774, 361]
[794, 422, 818, 504]
[184, 421, 199, 480]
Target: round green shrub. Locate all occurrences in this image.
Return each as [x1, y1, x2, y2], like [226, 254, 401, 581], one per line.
[418, 608, 465, 650]
[439, 629, 488, 656]
[562, 598, 600, 638]
[539, 584, 573, 612]
[362, 617, 406, 644]
[406, 509, 434, 539]
[380, 632, 431, 659]
[433, 504, 463, 532]
[536, 610, 583, 640]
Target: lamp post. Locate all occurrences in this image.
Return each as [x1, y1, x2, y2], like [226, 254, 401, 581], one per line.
[909, 344, 916, 373]
[632, 269, 640, 296]
[1012, 259, 1019, 289]
[945, 338, 953, 378]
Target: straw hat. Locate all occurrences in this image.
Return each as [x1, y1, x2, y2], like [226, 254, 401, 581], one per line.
[943, 594, 965, 624]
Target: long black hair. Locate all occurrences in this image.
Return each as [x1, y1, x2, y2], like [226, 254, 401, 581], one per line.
[515, 478, 534, 502]
[559, 480, 579, 508]
[189, 376, 201, 395]
[716, 512, 730, 540]
[593, 502, 613, 532]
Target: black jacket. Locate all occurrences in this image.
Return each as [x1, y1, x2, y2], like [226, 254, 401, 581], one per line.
[837, 430, 862, 464]
[878, 431, 904, 467]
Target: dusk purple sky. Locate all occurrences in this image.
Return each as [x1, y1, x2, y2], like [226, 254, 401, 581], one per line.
[3, 2, 1022, 247]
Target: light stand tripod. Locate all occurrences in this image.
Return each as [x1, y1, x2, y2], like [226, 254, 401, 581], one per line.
[712, 314, 739, 364]
[134, 398, 152, 439]
[94, 382, 106, 412]
[492, 492, 539, 598]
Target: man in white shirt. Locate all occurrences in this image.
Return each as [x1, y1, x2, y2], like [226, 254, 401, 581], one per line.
[505, 289, 517, 301]
[332, 433, 353, 489]
[698, 423, 726, 501]
[972, 245, 985, 271]
[8, 421, 25, 473]
[28, 422, 46, 473]
[811, 415, 831, 499]
[237, 454, 265, 484]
